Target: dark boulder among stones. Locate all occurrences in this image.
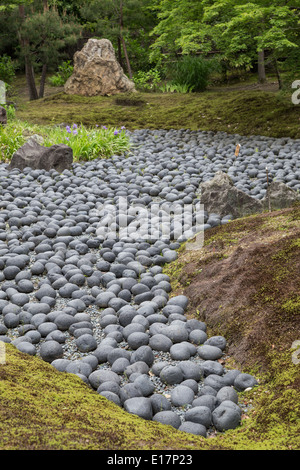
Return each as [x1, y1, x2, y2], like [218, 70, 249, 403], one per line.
[9, 140, 73, 173]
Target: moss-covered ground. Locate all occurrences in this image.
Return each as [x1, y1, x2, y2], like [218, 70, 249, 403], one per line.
[10, 75, 300, 139]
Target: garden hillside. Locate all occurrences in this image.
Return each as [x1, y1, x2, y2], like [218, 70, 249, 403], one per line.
[11, 76, 300, 140]
[0, 206, 299, 450]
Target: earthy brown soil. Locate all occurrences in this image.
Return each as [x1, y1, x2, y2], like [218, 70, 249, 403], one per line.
[167, 205, 300, 373]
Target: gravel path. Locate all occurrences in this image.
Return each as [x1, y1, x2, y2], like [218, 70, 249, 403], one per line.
[1, 128, 299, 437]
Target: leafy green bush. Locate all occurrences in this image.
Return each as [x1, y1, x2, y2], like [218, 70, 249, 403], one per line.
[49, 60, 74, 87]
[0, 54, 16, 85]
[133, 68, 161, 91]
[167, 55, 213, 92]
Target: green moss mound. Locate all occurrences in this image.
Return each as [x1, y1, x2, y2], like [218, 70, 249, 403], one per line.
[15, 88, 300, 139]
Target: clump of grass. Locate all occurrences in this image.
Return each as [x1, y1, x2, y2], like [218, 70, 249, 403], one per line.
[0, 119, 131, 162]
[43, 123, 131, 161]
[0, 120, 27, 162]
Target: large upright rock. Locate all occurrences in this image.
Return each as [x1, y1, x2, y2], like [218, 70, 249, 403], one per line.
[9, 139, 73, 173]
[64, 38, 135, 97]
[262, 181, 300, 210]
[199, 171, 263, 218]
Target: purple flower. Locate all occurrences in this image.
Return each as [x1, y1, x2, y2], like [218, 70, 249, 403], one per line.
[102, 125, 107, 130]
[95, 124, 99, 128]
[114, 129, 119, 135]
[73, 129, 78, 136]
[66, 125, 71, 133]
[72, 123, 78, 129]
[121, 126, 126, 130]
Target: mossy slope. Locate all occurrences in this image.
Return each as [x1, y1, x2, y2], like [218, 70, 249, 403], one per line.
[15, 88, 300, 139]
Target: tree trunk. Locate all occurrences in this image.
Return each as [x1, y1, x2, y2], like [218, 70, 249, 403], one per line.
[117, 36, 124, 68]
[39, 63, 47, 98]
[119, 0, 133, 78]
[258, 50, 266, 83]
[19, 5, 39, 101]
[273, 57, 282, 90]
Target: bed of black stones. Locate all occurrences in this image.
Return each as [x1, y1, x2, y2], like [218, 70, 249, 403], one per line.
[0, 128, 299, 437]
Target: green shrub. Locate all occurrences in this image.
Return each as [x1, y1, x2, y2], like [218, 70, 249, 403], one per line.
[49, 60, 74, 87]
[167, 55, 214, 92]
[133, 68, 161, 91]
[0, 54, 16, 85]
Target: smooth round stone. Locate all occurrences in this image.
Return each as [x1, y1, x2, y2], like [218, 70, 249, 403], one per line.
[216, 386, 239, 405]
[134, 374, 155, 397]
[76, 334, 97, 352]
[100, 314, 118, 328]
[107, 348, 131, 365]
[99, 391, 121, 406]
[39, 340, 63, 363]
[16, 341, 36, 355]
[65, 360, 93, 377]
[93, 344, 115, 363]
[97, 381, 121, 396]
[24, 330, 41, 344]
[127, 332, 149, 350]
[170, 343, 191, 360]
[118, 306, 138, 327]
[197, 344, 223, 360]
[38, 322, 58, 337]
[122, 323, 145, 341]
[178, 361, 202, 381]
[111, 357, 131, 374]
[166, 295, 189, 310]
[204, 374, 227, 391]
[222, 369, 242, 386]
[178, 421, 207, 437]
[171, 385, 195, 406]
[10, 293, 29, 307]
[152, 411, 181, 429]
[150, 394, 172, 414]
[185, 319, 207, 333]
[124, 397, 153, 420]
[189, 329, 207, 345]
[205, 335, 227, 351]
[160, 365, 184, 385]
[192, 395, 217, 410]
[51, 358, 71, 372]
[185, 406, 212, 428]
[54, 313, 76, 331]
[149, 333, 173, 352]
[45, 330, 66, 343]
[130, 345, 154, 367]
[73, 328, 93, 338]
[163, 324, 189, 343]
[88, 369, 121, 389]
[4, 312, 19, 328]
[212, 401, 241, 431]
[200, 360, 224, 377]
[234, 373, 258, 391]
[119, 383, 143, 403]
